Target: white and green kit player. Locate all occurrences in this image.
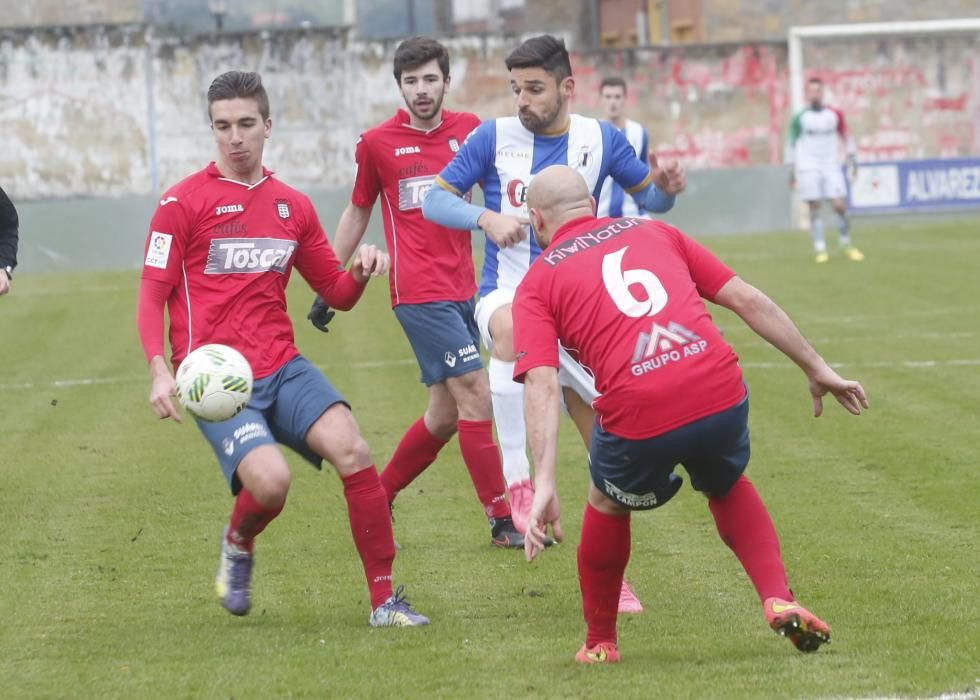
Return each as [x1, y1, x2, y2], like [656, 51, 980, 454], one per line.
[788, 77, 864, 263]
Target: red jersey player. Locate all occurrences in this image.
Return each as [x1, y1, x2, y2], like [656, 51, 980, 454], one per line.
[513, 166, 868, 663]
[307, 38, 526, 547]
[136, 71, 428, 626]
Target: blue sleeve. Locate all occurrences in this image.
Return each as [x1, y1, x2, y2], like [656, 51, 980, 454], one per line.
[422, 186, 485, 231]
[436, 120, 495, 196]
[606, 123, 651, 192]
[639, 127, 649, 164]
[639, 184, 675, 213]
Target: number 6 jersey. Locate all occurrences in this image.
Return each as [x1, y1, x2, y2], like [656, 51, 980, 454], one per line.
[512, 216, 746, 440]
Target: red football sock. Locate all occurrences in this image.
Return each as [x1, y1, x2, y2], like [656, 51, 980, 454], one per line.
[577, 503, 631, 646]
[343, 467, 396, 609]
[227, 488, 284, 553]
[708, 475, 792, 602]
[457, 419, 510, 519]
[380, 416, 448, 504]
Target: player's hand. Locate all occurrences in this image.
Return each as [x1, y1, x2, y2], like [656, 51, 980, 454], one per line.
[0, 269, 9, 296]
[525, 483, 563, 562]
[349, 244, 390, 283]
[478, 210, 528, 249]
[807, 364, 869, 417]
[307, 295, 336, 333]
[649, 153, 686, 196]
[148, 361, 182, 423]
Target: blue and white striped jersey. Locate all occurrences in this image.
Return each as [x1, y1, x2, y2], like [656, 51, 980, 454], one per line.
[596, 119, 649, 218]
[435, 114, 652, 296]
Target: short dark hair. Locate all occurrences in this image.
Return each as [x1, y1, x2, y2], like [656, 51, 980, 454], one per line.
[207, 71, 270, 120]
[505, 35, 572, 82]
[393, 36, 450, 83]
[600, 76, 627, 95]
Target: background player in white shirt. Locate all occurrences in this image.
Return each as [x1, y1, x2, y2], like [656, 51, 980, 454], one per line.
[596, 76, 650, 219]
[788, 77, 864, 263]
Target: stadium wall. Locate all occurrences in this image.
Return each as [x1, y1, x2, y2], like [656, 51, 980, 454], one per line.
[2, 25, 977, 201]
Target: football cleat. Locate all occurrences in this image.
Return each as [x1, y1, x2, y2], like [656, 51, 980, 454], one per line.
[215, 526, 253, 616]
[489, 515, 525, 548]
[507, 479, 534, 534]
[575, 641, 621, 664]
[617, 580, 644, 614]
[369, 585, 430, 627]
[843, 245, 865, 261]
[764, 597, 831, 653]
[815, 251, 830, 264]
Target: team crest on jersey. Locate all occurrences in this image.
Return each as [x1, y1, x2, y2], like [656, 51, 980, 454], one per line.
[276, 199, 290, 219]
[578, 146, 592, 168]
[449, 138, 460, 152]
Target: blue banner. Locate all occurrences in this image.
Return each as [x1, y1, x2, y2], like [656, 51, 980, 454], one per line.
[848, 157, 980, 214]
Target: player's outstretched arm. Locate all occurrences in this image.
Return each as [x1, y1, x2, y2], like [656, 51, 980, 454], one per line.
[523, 366, 564, 561]
[307, 203, 373, 333]
[648, 153, 686, 196]
[713, 276, 869, 417]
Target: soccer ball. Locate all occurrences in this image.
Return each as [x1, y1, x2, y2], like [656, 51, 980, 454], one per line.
[175, 344, 253, 422]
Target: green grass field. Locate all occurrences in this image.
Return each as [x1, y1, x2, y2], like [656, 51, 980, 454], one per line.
[1, 218, 978, 699]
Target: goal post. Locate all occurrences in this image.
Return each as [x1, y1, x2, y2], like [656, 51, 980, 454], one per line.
[787, 18, 980, 223]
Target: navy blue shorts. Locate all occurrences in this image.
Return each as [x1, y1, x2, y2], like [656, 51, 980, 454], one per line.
[194, 355, 348, 494]
[590, 395, 750, 510]
[393, 299, 483, 386]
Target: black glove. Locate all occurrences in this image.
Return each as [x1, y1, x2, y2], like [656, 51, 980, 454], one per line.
[307, 295, 336, 333]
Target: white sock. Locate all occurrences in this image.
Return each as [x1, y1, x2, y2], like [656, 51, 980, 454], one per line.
[810, 210, 827, 253]
[488, 358, 531, 487]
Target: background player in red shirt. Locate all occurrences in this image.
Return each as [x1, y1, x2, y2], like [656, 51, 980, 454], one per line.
[307, 38, 524, 547]
[513, 166, 869, 663]
[136, 71, 428, 627]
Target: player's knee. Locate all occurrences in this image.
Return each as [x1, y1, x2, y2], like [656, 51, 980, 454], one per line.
[332, 434, 374, 476]
[249, 464, 291, 506]
[425, 406, 458, 439]
[448, 371, 492, 422]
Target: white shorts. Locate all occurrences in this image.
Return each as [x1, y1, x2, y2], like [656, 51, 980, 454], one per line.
[797, 168, 847, 202]
[476, 287, 599, 403]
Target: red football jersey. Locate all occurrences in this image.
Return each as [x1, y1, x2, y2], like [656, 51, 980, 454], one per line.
[352, 109, 480, 306]
[513, 216, 746, 440]
[141, 163, 353, 379]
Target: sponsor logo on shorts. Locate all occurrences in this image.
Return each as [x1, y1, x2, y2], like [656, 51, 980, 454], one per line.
[145, 231, 173, 269]
[215, 204, 245, 216]
[603, 478, 660, 508]
[394, 146, 421, 157]
[233, 421, 269, 445]
[444, 351, 457, 368]
[205, 238, 296, 275]
[222, 438, 235, 456]
[629, 321, 707, 377]
[457, 343, 480, 363]
[398, 174, 436, 211]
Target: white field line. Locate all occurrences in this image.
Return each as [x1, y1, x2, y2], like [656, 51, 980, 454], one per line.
[0, 357, 978, 392]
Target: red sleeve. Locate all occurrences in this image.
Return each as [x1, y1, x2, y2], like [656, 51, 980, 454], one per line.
[136, 277, 172, 363]
[831, 107, 848, 138]
[350, 135, 382, 209]
[141, 196, 189, 285]
[512, 270, 560, 383]
[292, 196, 367, 311]
[667, 225, 736, 300]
